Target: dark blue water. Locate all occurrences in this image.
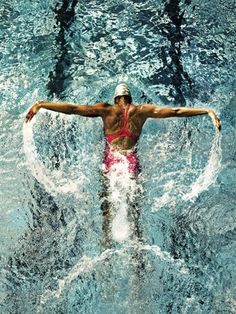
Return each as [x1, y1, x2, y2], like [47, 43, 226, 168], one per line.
[0, 0, 235, 313]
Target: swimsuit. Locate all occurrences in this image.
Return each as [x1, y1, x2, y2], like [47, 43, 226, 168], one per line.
[105, 105, 139, 144]
[103, 105, 140, 174]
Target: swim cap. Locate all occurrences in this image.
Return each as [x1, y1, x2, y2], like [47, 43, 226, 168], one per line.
[114, 83, 131, 99]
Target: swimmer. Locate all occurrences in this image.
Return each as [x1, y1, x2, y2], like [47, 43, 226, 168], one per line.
[25, 82, 221, 171]
[26, 83, 221, 247]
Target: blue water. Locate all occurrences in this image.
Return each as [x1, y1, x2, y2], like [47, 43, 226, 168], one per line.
[0, 0, 236, 313]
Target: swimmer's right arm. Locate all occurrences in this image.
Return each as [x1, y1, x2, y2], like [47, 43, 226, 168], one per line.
[25, 101, 108, 122]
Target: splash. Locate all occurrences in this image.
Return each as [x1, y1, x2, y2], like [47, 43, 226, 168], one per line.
[182, 132, 222, 201]
[152, 131, 222, 212]
[23, 111, 87, 199]
[103, 154, 142, 242]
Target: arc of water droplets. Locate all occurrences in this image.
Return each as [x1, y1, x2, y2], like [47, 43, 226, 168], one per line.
[182, 132, 222, 201]
[152, 132, 222, 211]
[23, 112, 87, 199]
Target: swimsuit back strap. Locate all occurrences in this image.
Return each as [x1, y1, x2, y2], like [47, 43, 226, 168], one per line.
[105, 104, 139, 143]
[123, 104, 130, 128]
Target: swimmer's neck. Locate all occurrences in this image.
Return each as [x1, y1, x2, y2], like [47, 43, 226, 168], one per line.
[116, 97, 131, 109]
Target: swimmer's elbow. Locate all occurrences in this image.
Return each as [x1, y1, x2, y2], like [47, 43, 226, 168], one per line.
[172, 108, 182, 116]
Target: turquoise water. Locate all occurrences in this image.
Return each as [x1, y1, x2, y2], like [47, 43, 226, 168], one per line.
[0, 0, 236, 313]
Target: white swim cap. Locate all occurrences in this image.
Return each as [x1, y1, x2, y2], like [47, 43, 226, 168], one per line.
[114, 83, 131, 99]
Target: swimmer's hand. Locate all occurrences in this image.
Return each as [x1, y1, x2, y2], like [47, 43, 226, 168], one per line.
[208, 109, 221, 131]
[25, 101, 42, 123]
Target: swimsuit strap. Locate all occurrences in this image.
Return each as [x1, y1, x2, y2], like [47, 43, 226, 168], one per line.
[119, 104, 129, 129]
[123, 104, 130, 128]
[105, 104, 139, 143]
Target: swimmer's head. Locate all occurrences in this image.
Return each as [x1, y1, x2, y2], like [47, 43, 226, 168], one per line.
[114, 83, 132, 104]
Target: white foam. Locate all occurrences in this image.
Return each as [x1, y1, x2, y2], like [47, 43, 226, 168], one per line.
[104, 154, 141, 242]
[111, 202, 130, 242]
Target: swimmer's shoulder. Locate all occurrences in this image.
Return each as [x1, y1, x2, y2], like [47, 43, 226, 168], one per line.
[94, 102, 116, 116]
[93, 102, 112, 110]
[94, 102, 110, 107]
[132, 103, 148, 113]
[133, 103, 160, 119]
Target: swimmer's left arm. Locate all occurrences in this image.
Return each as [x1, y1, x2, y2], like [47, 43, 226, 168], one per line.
[139, 104, 221, 131]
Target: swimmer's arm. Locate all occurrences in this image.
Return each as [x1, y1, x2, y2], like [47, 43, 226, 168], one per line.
[71, 102, 109, 117]
[140, 104, 221, 130]
[25, 101, 108, 122]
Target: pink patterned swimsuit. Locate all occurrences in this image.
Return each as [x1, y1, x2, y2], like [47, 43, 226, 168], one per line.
[103, 105, 140, 174]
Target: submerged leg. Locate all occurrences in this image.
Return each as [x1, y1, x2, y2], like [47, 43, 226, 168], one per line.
[100, 176, 112, 251]
[127, 177, 146, 296]
[127, 175, 143, 243]
[129, 201, 143, 243]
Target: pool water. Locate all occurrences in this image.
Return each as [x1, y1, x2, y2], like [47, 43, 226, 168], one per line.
[0, 0, 235, 313]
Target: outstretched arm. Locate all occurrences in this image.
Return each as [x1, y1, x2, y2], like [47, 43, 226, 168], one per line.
[25, 101, 108, 122]
[139, 104, 221, 131]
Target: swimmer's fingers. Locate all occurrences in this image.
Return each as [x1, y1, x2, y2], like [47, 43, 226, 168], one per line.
[25, 109, 35, 122]
[215, 116, 221, 131]
[208, 110, 221, 131]
[25, 103, 41, 123]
